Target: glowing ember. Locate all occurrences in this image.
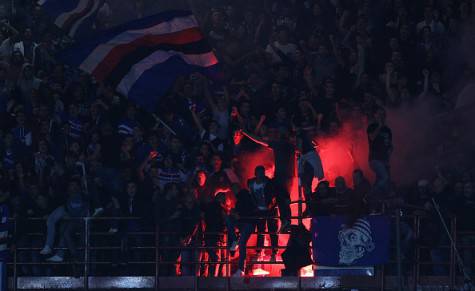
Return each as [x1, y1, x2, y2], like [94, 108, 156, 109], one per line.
[252, 268, 270, 276]
[300, 265, 314, 277]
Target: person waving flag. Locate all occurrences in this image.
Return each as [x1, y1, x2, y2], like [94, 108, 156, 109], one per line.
[59, 10, 220, 110]
[38, 0, 104, 39]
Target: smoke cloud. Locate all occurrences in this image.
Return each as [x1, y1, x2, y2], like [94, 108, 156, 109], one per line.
[387, 15, 475, 186]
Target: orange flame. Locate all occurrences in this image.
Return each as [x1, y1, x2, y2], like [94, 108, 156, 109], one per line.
[252, 268, 270, 276]
[300, 265, 314, 277]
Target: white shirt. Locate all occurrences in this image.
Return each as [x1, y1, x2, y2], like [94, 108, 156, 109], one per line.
[251, 181, 266, 210]
[265, 41, 298, 63]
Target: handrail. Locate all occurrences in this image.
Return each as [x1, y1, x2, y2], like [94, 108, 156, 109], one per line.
[8, 215, 310, 221]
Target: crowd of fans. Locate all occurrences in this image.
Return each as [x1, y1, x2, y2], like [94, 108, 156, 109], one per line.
[0, 0, 474, 278]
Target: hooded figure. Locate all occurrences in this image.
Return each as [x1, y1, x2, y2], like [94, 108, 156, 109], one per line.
[281, 224, 312, 276]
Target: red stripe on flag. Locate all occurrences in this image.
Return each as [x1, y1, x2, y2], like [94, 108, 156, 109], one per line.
[92, 27, 204, 82]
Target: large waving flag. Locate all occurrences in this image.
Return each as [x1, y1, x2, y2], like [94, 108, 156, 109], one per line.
[38, 0, 104, 39]
[59, 10, 220, 110]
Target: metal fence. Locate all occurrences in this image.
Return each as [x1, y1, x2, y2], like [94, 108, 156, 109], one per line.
[4, 210, 475, 290]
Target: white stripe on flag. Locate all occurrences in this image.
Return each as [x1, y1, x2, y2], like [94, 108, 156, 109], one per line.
[116, 50, 218, 96]
[68, 0, 101, 38]
[55, 0, 90, 28]
[79, 15, 199, 73]
[38, 0, 48, 5]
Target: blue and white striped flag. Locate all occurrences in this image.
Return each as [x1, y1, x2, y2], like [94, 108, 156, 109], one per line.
[38, 0, 104, 39]
[59, 10, 221, 110]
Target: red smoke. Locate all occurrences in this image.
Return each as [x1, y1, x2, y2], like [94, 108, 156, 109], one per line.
[238, 119, 371, 188]
[315, 121, 372, 187]
[233, 120, 371, 277]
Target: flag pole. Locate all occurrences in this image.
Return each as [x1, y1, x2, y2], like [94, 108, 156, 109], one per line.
[431, 198, 473, 289]
[152, 114, 177, 136]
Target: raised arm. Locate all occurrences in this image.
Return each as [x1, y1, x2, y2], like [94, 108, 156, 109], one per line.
[190, 105, 205, 134]
[137, 151, 154, 181]
[223, 85, 230, 107]
[0, 20, 19, 36]
[254, 115, 266, 134]
[303, 66, 317, 95]
[329, 35, 344, 66]
[203, 77, 218, 113]
[356, 42, 366, 79]
[385, 65, 393, 96]
[241, 130, 269, 147]
[421, 69, 430, 96]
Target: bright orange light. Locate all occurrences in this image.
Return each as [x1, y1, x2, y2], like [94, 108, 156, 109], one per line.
[252, 268, 270, 276]
[300, 265, 314, 277]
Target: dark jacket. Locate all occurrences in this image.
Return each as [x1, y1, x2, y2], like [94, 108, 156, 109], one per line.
[120, 195, 146, 218]
[176, 202, 201, 245]
[203, 200, 225, 232]
[235, 189, 258, 223]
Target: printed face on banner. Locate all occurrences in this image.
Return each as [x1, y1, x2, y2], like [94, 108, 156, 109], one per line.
[338, 219, 375, 265]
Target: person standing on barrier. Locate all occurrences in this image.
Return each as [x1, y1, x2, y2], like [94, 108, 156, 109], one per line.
[232, 188, 258, 277]
[367, 107, 393, 211]
[296, 130, 324, 217]
[248, 165, 278, 261]
[203, 192, 226, 277]
[241, 129, 294, 233]
[177, 187, 201, 276]
[113, 181, 147, 269]
[156, 182, 180, 276]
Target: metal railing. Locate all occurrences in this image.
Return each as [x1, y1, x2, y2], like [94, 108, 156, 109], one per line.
[5, 209, 475, 290]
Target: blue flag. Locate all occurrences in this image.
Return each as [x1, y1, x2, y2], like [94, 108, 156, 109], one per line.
[38, 0, 104, 39]
[311, 216, 390, 266]
[58, 10, 221, 111]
